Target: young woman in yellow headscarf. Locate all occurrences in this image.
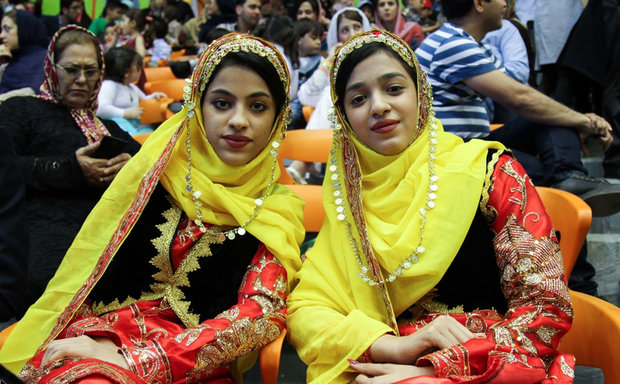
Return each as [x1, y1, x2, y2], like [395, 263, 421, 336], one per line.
[0, 33, 304, 383]
[287, 30, 574, 384]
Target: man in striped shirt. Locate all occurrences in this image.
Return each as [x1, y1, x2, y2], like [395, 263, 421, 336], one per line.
[414, 0, 615, 196]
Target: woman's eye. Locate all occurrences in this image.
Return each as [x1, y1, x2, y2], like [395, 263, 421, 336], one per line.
[349, 95, 365, 106]
[212, 99, 230, 110]
[250, 102, 267, 111]
[387, 85, 404, 93]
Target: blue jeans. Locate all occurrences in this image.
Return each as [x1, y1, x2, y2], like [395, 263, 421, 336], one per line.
[486, 117, 587, 186]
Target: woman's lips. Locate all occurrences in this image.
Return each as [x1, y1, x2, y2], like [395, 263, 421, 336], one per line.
[371, 119, 398, 134]
[223, 134, 251, 148]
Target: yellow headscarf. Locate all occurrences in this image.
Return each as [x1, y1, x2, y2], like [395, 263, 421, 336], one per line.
[0, 33, 305, 374]
[287, 30, 504, 383]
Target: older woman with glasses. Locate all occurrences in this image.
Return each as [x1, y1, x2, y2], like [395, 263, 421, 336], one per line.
[0, 26, 140, 314]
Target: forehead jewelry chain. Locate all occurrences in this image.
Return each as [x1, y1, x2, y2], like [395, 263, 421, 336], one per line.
[328, 111, 440, 286]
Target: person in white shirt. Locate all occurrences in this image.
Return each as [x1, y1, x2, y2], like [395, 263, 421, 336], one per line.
[97, 46, 166, 135]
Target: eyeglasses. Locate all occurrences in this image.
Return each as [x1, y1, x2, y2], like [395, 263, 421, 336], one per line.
[56, 64, 100, 80]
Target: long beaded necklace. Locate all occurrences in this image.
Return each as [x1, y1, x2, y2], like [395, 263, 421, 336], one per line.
[328, 112, 440, 286]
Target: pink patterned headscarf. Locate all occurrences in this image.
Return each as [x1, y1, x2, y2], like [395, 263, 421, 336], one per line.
[38, 25, 110, 144]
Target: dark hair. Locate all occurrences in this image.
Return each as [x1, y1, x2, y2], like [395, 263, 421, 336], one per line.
[162, 4, 177, 23]
[204, 27, 229, 44]
[60, 0, 78, 11]
[54, 28, 103, 68]
[253, 14, 299, 69]
[151, 16, 167, 39]
[439, 0, 477, 19]
[294, 0, 319, 17]
[294, 17, 323, 39]
[334, 42, 417, 113]
[124, 8, 147, 32]
[100, 0, 124, 18]
[203, 50, 288, 123]
[235, 0, 248, 6]
[104, 46, 141, 82]
[337, 9, 363, 27]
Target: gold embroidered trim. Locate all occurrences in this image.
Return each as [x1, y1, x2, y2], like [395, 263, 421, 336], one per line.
[479, 149, 504, 224]
[187, 317, 281, 381]
[92, 198, 225, 327]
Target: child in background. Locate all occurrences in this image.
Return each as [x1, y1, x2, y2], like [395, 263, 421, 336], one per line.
[290, 18, 323, 130]
[148, 17, 171, 66]
[162, 5, 182, 46]
[88, 0, 126, 40]
[97, 47, 167, 135]
[101, 22, 118, 52]
[119, 8, 147, 57]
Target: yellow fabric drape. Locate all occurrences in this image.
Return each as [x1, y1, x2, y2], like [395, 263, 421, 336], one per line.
[287, 30, 504, 383]
[0, 33, 305, 374]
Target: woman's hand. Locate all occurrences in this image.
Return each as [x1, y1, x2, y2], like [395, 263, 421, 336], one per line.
[41, 335, 129, 369]
[350, 361, 435, 384]
[152, 92, 167, 100]
[75, 143, 131, 186]
[370, 316, 482, 364]
[124, 107, 144, 120]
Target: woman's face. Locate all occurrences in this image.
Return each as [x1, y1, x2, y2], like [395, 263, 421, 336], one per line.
[377, 0, 398, 23]
[0, 16, 18, 51]
[56, 42, 101, 109]
[337, 16, 363, 43]
[342, 50, 418, 155]
[201, 65, 277, 166]
[297, 1, 317, 20]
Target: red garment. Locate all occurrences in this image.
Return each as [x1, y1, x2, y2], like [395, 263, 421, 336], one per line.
[21, 220, 288, 384]
[373, 155, 574, 383]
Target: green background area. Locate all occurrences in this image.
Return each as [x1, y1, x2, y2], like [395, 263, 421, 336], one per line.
[39, 0, 149, 18]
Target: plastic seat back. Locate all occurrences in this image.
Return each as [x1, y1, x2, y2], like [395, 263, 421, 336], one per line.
[535, 186, 592, 278]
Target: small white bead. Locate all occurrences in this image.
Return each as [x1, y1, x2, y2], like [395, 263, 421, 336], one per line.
[337, 214, 345, 221]
[255, 198, 263, 206]
[237, 228, 246, 235]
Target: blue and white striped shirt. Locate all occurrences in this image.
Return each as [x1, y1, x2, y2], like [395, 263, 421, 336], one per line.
[415, 23, 504, 138]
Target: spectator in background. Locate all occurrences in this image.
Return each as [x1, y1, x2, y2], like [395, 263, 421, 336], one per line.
[295, 0, 330, 33]
[179, 2, 208, 48]
[357, 0, 375, 26]
[290, 17, 323, 130]
[216, 0, 262, 33]
[415, 0, 617, 200]
[0, 26, 140, 310]
[197, 0, 236, 43]
[162, 4, 181, 45]
[88, 0, 126, 41]
[0, 125, 28, 331]
[98, 46, 166, 134]
[118, 8, 146, 57]
[101, 21, 117, 52]
[374, 0, 424, 48]
[148, 16, 171, 65]
[40, 0, 92, 38]
[0, 10, 49, 102]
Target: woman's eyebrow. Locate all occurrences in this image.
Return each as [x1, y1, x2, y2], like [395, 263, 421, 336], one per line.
[209, 89, 271, 99]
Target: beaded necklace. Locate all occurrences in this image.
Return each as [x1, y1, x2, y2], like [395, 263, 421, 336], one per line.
[179, 35, 290, 241]
[327, 112, 440, 286]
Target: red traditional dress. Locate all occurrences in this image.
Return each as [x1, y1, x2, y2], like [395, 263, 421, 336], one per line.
[20, 188, 289, 384]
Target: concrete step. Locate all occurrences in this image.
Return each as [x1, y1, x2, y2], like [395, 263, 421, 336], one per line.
[587, 233, 620, 306]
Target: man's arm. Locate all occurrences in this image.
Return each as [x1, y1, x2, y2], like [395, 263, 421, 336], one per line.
[464, 70, 611, 139]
